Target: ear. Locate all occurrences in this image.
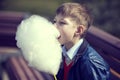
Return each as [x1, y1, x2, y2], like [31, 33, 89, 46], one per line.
[74, 25, 86, 37]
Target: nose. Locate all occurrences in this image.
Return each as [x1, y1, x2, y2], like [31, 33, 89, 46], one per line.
[53, 23, 59, 29]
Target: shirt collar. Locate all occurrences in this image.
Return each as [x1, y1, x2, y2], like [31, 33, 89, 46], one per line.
[62, 39, 83, 60]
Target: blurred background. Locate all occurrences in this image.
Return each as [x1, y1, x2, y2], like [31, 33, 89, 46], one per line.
[0, 0, 120, 38]
[0, 0, 120, 80]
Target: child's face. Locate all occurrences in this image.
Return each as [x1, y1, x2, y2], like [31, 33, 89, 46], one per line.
[53, 14, 78, 45]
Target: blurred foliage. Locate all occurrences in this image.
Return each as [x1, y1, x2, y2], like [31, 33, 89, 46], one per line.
[0, 0, 72, 18]
[0, 0, 120, 38]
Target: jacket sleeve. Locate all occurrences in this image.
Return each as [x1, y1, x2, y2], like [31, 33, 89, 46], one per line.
[80, 58, 110, 80]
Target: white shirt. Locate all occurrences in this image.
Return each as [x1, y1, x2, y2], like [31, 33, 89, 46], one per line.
[62, 39, 83, 64]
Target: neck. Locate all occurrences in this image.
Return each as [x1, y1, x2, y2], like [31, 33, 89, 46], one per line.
[65, 38, 80, 51]
[64, 42, 74, 51]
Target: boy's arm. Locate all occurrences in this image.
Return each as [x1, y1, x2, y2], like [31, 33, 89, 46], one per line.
[80, 58, 110, 80]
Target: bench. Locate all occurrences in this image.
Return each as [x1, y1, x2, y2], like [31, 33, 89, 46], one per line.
[3, 56, 46, 80]
[0, 11, 120, 80]
[0, 47, 20, 80]
[0, 47, 54, 80]
[0, 11, 54, 80]
[0, 11, 28, 47]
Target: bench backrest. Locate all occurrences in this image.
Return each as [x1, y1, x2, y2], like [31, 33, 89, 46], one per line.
[0, 11, 120, 80]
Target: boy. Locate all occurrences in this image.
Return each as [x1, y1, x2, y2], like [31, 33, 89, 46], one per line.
[53, 2, 110, 80]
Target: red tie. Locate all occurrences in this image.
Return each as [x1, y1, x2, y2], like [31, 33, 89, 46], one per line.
[63, 57, 73, 80]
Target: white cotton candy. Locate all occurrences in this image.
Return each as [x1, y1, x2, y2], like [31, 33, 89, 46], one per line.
[15, 15, 62, 75]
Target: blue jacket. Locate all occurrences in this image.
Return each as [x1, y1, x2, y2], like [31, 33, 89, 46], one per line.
[57, 40, 110, 80]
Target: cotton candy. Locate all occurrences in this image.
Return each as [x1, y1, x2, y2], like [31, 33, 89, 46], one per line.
[15, 15, 62, 75]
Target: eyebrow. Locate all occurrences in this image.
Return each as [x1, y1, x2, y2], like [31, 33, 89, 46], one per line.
[60, 19, 67, 23]
[54, 17, 67, 23]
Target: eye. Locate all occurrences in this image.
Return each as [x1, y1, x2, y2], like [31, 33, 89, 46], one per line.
[59, 21, 66, 25]
[52, 20, 56, 24]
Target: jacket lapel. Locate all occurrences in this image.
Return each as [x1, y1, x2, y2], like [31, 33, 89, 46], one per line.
[72, 39, 89, 64]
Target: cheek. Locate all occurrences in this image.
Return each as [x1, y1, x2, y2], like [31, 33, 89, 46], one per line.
[61, 29, 74, 41]
[57, 26, 76, 44]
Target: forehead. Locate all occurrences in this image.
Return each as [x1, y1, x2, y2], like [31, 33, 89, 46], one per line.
[54, 14, 78, 27]
[54, 14, 72, 22]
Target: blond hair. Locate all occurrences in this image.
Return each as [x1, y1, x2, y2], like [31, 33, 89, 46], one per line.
[56, 2, 93, 29]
